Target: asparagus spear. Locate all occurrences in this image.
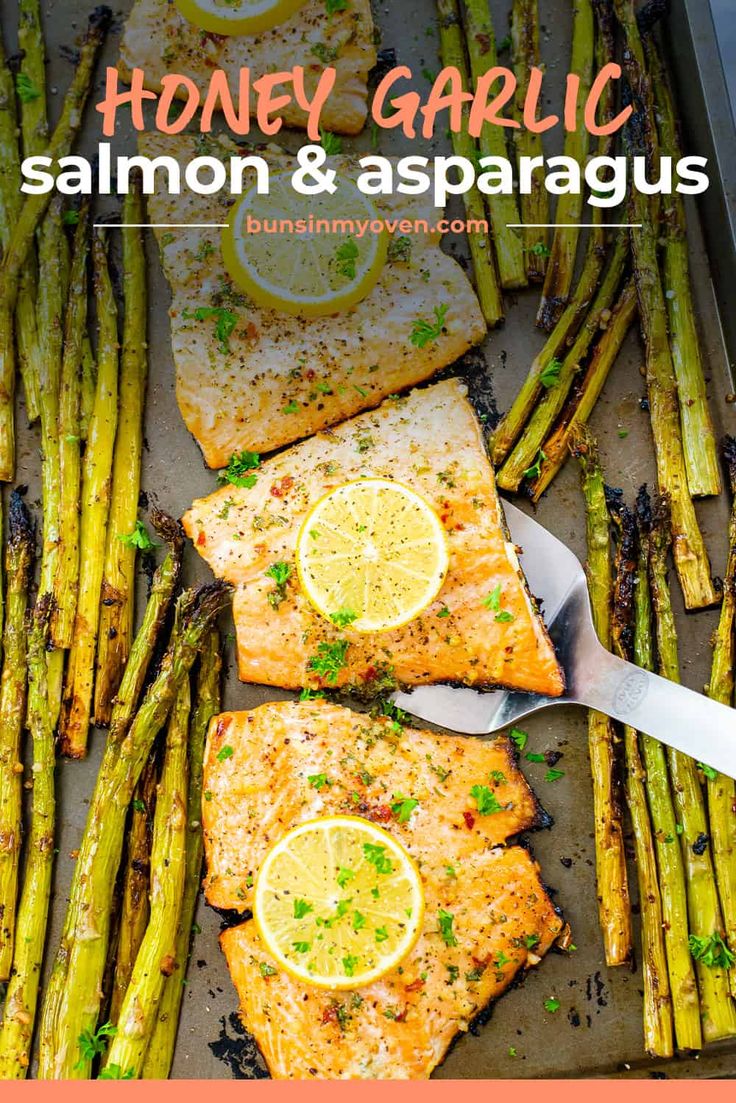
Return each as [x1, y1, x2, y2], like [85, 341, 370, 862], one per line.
[0, 23, 42, 424]
[608, 492, 673, 1058]
[38, 582, 230, 1080]
[143, 630, 222, 1079]
[634, 487, 702, 1052]
[18, 0, 49, 157]
[60, 229, 120, 758]
[95, 178, 149, 725]
[0, 600, 56, 1078]
[53, 203, 90, 649]
[80, 336, 97, 442]
[649, 500, 736, 1043]
[491, 231, 607, 466]
[0, 492, 34, 982]
[571, 428, 632, 967]
[462, 0, 526, 290]
[499, 234, 628, 492]
[109, 758, 158, 1027]
[437, 0, 503, 327]
[510, 0, 548, 282]
[0, 7, 111, 482]
[707, 438, 736, 996]
[109, 511, 184, 747]
[647, 40, 720, 498]
[104, 681, 192, 1079]
[537, 0, 594, 330]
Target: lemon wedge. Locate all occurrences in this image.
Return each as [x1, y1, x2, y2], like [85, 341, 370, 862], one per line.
[295, 478, 449, 633]
[222, 172, 389, 318]
[175, 0, 306, 35]
[254, 816, 425, 989]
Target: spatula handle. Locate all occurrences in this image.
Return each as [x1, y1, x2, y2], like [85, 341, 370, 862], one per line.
[578, 648, 736, 779]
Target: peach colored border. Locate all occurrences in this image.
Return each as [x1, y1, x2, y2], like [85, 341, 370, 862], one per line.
[1, 1081, 733, 1097]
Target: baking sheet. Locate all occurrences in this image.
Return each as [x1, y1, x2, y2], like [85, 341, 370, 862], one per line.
[2, 0, 736, 1080]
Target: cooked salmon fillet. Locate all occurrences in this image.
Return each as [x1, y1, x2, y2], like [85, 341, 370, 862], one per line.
[140, 133, 487, 469]
[119, 0, 376, 135]
[183, 380, 564, 698]
[205, 701, 566, 1079]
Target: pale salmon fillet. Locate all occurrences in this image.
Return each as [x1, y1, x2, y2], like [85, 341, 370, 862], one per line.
[205, 701, 565, 1079]
[119, 0, 375, 135]
[140, 133, 487, 469]
[183, 380, 564, 698]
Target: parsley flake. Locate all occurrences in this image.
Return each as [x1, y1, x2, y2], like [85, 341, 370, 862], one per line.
[689, 931, 735, 969]
[470, 784, 503, 815]
[438, 908, 457, 947]
[219, 450, 260, 488]
[409, 304, 448, 348]
[308, 639, 350, 684]
[118, 520, 158, 552]
[390, 794, 419, 824]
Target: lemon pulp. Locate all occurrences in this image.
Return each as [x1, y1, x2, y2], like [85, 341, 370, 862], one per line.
[222, 172, 388, 318]
[296, 478, 449, 633]
[254, 816, 425, 989]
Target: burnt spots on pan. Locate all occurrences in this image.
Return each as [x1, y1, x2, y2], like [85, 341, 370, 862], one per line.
[209, 1011, 270, 1080]
[585, 971, 609, 1011]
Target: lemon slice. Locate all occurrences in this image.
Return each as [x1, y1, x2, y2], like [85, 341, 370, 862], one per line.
[222, 172, 389, 318]
[296, 478, 449, 633]
[254, 816, 424, 989]
[175, 0, 306, 35]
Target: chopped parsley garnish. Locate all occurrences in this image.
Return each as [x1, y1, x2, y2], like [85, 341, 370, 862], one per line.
[266, 561, 292, 608]
[331, 608, 359, 628]
[523, 450, 547, 482]
[16, 72, 41, 103]
[259, 961, 278, 977]
[352, 911, 367, 931]
[321, 128, 343, 154]
[283, 401, 300, 415]
[545, 768, 565, 783]
[293, 899, 313, 919]
[307, 639, 350, 684]
[544, 997, 561, 1013]
[292, 941, 311, 954]
[494, 610, 515, 624]
[524, 933, 540, 949]
[539, 358, 562, 388]
[390, 794, 419, 824]
[388, 235, 412, 263]
[495, 951, 511, 967]
[63, 209, 80, 227]
[697, 761, 718, 781]
[311, 41, 339, 64]
[132, 799, 146, 814]
[489, 770, 506, 783]
[525, 752, 546, 764]
[509, 727, 528, 751]
[529, 240, 551, 258]
[437, 605, 451, 618]
[470, 784, 503, 816]
[325, 0, 349, 15]
[363, 843, 393, 875]
[446, 964, 460, 983]
[375, 926, 389, 942]
[689, 931, 735, 969]
[437, 908, 457, 947]
[482, 584, 501, 611]
[337, 867, 355, 888]
[308, 773, 331, 791]
[182, 305, 239, 354]
[300, 688, 326, 701]
[217, 745, 234, 762]
[335, 237, 359, 280]
[219, 450, 260, 488]
[75, 1022, 117, 1068]
[118, 520, 158, 551]
[409, 304, 448, 349]
[342, 954, 360, 977]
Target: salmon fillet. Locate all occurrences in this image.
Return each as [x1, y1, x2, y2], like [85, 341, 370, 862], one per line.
[119, 0, 376, 135]
[183, 380, 564, 698]
[140, 133, 487, 469]
[205, 701, 565, 1079]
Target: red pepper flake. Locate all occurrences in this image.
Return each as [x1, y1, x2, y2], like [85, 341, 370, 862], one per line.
[215, 715, 233, 740]
[196, 531, 206, 546]
[394, 1008, 408, 1023]
[270, 476, 295, 498]
[370, 804, 393, 824]
[245, 322, 259, 340]
[321, 1006, 339, 1026]
[364, 666, 377, 682]
[306, 369, 316, 380]
[463, 810, 476, 830]
[405, 978, 425, 993]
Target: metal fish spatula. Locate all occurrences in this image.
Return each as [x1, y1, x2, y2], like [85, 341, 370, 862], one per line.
[393, 500, 736, 780]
